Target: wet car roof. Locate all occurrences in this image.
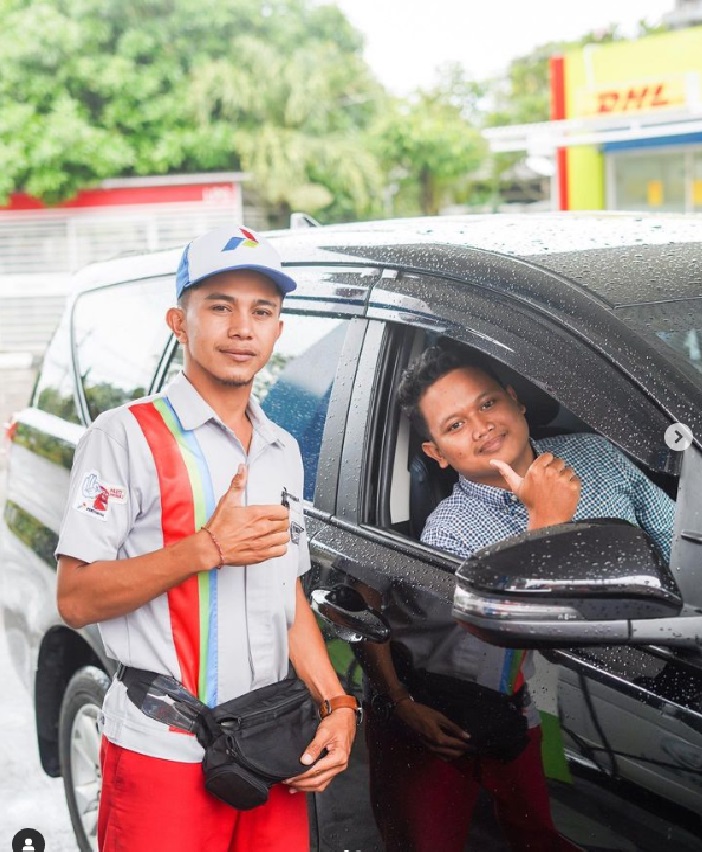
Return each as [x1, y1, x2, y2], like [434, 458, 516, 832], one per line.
[269, 213, 702, 308]
[72, 212, 702, 309]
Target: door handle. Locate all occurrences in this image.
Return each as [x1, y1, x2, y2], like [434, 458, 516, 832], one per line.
[310, 585, 390, 643]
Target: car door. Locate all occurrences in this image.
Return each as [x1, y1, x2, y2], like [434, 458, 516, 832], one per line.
[309, 269, 702, 851]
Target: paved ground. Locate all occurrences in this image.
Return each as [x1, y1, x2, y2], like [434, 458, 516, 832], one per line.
[0, 462, 79, 851]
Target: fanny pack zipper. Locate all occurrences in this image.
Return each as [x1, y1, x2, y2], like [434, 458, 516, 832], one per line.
[217, 692, 313, 729]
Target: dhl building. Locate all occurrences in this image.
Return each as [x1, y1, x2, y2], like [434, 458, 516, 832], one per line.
[485, 26, 702, 213]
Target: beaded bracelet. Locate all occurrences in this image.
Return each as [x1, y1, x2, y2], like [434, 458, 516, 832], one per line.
[202, 525, 224, 569]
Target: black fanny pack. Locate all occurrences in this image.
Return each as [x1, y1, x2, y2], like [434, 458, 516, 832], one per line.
[402, 668, 529, 762]
[117, 665, 319, 810]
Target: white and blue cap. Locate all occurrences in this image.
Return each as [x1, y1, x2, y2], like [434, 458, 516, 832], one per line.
[175, 225, 297, 300]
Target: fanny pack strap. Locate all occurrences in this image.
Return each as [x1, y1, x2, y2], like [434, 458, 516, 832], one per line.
[116, 664, 217, 745]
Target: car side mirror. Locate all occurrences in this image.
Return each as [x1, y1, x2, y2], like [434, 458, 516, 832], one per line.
[452, 519, 702, 648]
[311, 585, 391, 643]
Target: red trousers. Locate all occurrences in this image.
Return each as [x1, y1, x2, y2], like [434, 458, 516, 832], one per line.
[366, 716, 581, 852]
[98, 737, 309, 852]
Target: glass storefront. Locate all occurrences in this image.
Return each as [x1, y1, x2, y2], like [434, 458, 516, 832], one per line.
[694, 149, 702, 212]
[609, 146, 702, 213]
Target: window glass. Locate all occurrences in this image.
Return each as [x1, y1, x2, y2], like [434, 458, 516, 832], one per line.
[254, 316, 349, 501]
[162, 315, 350, 502]
[33, 312, 81, 424]
[611, 150, 686, 212]
[615, 299, 702, 378]
[73, 277, 174, 421]
[694, 149, 702, 213]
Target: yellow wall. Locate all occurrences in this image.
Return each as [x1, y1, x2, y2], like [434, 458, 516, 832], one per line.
[562, 27, 702, 209]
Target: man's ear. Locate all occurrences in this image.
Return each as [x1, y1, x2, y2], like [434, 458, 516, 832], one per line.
[166, 306, 186, 342]
[422, 440, 449, 469]
[506, 384, 526, 415]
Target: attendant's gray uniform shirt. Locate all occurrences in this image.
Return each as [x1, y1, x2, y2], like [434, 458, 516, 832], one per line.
[56, 373, 311, 762]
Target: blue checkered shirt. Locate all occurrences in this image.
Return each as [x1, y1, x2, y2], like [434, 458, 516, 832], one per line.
[422, 433, 674, 562]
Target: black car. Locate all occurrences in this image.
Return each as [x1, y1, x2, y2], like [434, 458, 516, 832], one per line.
[2, 212, 702, 851]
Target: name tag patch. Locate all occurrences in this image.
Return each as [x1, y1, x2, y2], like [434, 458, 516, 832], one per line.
[75, 470, 126, 520]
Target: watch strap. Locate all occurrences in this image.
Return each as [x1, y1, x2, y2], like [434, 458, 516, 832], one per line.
[319, 694, 361, 719]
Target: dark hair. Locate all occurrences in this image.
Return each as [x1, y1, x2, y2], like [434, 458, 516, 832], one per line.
[397, 344, 505, 440]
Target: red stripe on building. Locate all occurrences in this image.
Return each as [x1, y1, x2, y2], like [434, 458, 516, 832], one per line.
[4, 182, 237, 211]
[129, 401, 200, 696]
[550, 55, 569, 211]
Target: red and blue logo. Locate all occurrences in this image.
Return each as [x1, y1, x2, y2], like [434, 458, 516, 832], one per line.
[223, 228, 259, 251]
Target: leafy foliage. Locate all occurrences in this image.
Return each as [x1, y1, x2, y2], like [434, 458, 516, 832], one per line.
[373, 65, 486, 216]
[0, 0, 385, 219]
[0, 3, 674, 219]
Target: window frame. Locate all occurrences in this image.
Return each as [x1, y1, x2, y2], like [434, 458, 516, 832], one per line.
[352, 285, 682, 554]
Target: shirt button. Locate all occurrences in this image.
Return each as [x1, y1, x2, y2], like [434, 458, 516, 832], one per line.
[510, 494, 519, 503]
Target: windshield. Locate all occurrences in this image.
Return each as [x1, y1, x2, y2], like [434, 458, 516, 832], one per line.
[614, 299, 702, 379]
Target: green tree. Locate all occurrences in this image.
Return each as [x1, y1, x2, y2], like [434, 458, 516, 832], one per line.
[0, 0, 385, 221]
[189, 26, 387, 223]
[373, 66, 485, 216]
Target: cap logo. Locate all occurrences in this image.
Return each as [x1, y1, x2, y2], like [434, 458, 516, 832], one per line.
[223, 228, 259, 251]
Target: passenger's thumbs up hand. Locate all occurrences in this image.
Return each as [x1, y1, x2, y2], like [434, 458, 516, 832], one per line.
[490, 453, 581, 530]
[201, 464, 290, 569]
[489, 459, 523, 495]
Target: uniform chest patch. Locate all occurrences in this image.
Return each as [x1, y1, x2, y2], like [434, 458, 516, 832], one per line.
[74, 470, 126, 520]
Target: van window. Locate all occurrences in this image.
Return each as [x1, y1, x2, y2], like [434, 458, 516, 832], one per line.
[163, 314, 350, 502]
[33, 311, 81, 424]
[73, 278, 174, 421]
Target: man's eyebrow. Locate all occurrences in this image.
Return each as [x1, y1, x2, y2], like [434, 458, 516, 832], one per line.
[203, 293, 280, 307]
[437, 391, 495, 430]
[203, 292, 236, 302]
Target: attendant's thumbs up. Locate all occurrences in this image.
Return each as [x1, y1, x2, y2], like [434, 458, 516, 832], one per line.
[228, 464, 247, 506]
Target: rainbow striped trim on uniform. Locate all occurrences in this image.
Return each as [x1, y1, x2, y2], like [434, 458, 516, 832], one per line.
[130, 397, 219, 707]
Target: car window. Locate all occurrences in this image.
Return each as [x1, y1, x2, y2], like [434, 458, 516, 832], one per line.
[614, 299, 702, 378]
[33, 310, 81, 424]
[163, 314, 350, 503]
[73, 277, 174, 421]
[254, 315, 349, 501]
[368, 273, 678, 475]
[365, 324, 677, 545]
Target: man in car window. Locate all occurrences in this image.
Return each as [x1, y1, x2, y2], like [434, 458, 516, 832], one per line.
[55, 226, 357, 852]
[362, 343, 674, 852]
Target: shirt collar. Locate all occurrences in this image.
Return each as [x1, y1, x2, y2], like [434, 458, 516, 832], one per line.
[163, 372, 286, 447]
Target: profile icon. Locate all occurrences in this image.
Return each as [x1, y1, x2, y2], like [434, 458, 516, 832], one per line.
[11, 828, 45, 852]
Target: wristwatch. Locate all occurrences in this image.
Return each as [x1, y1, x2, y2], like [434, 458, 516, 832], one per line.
[319, 695, 363, 724]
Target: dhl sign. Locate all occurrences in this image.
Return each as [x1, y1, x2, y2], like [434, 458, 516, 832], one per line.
[576, 76, 692, 116]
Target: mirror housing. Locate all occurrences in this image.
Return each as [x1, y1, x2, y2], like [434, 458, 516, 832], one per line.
[451, 520, 702, 648]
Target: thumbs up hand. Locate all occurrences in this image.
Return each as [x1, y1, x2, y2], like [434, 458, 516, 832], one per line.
[227, 464, 247, 506]
[490, 453, 581, 530]
[201, 464, 290, 569]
